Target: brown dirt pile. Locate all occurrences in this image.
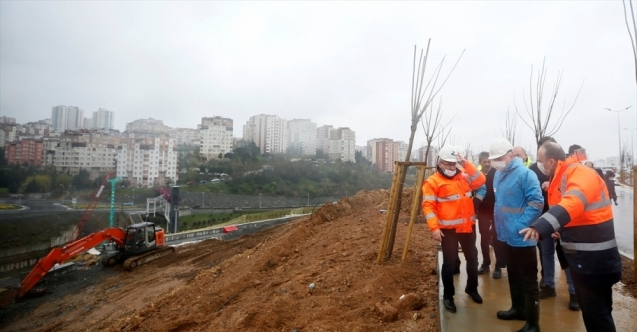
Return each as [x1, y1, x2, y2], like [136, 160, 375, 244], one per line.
[109, 189, 440, 332]
[2, 189, 440, 332]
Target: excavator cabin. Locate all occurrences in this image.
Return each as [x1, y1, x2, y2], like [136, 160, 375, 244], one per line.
[123, 222, 166, 254]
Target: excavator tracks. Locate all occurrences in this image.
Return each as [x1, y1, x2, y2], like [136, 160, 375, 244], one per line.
[123, 246, 176, 271]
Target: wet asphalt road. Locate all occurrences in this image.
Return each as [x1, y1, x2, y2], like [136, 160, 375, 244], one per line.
[614, 185, 634, 257]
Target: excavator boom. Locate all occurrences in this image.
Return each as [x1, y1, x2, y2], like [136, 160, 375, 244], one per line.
[17, 227, 127, 298]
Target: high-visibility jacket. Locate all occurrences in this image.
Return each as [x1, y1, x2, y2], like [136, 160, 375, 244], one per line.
[531, 156, 622, 275]
[422, 161, 486, 233]
[523, 157, 533, 168]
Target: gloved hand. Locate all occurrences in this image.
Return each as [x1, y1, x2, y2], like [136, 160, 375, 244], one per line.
[614, 200, 618, 206]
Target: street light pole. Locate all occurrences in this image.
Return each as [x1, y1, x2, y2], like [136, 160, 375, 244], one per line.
[606, 107, 632, 171]
[60, 184, 65, 205]
[623, 127, 637, 166]
[132, 188, 135, 204]
[259, 193, 262, 209]
[202, 192, 205, 208]
[306, 193, 309, 206]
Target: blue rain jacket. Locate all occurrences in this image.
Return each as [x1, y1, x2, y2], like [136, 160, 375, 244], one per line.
[493, 157, 544, 247]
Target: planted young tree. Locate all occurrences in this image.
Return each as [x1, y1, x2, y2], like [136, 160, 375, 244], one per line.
[420, 97, 455, 165]
[500, 108, 519, 146]
[515, 58, 584, 147]
[383, 40, 464, 261]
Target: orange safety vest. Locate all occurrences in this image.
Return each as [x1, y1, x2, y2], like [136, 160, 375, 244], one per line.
[534, 156, 621, 275]
[421, 162, 486, 233]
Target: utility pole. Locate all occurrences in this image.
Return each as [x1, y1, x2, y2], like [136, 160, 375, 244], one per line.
[60, 184, 65, 205]
[202, 192, 205, 208]
[306, 193, 309, 206]
[624, 127, 637, 166]
[606, 107, 632, 177]
[259, 193, 262, 209]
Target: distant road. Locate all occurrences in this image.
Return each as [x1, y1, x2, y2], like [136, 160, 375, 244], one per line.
[614, 185, 634, 258]
[0, 198, 69, 214]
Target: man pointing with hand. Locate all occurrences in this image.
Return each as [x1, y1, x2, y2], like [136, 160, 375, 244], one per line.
[520, 141, 622, 332]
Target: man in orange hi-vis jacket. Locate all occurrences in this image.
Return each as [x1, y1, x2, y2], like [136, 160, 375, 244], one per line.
[521, 142, 622, 332]
[422, 145, 486, 313]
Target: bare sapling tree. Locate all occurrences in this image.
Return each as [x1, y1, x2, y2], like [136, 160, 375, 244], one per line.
[437, 125, 453, 150]
[624, 0, 637, 87]
[500, 108, 519, 146]
[515, 58, 584, 146]
[383, 40, 465, 261]
[419, 97, 456, 166]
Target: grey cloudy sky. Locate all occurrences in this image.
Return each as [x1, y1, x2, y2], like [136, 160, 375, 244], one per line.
[1, 1, 635, 161]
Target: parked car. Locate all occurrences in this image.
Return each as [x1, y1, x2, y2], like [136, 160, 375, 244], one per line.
[124, 202, 134, 206]
[187, 181, 195, 185]
[199, 180, 207, 184]
[191, 204, 200, 209]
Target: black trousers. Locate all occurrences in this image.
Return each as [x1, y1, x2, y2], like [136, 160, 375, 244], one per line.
[440, 228, 478, 298]
[570, 270, 619, 332]
[477, 210, 505, 268]
[501, 244, 539, 304]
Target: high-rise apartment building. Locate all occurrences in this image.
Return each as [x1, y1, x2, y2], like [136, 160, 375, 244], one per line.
[53, 130, 120, 179]
[287, 119, 317, 156]
[418, 144, 439, 166]
[51, 105, 84, 132]
[0, 125, 18, 148]
[200, 116, 233, 160]
[397, 141, 409, 162]
[316, 125, 334, 153]
[373, 138, 400, 172]
[328, 127, 356, 163]
[6, 138, 44, 166]
[0, 116, 16, 124]
[243, 114, 288, 154]
[116, 132, 178, 188]
[85, 109, 114, 130]
[172, 127, 201, 146]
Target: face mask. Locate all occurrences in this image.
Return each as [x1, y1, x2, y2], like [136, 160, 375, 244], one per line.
[537, 161, 552, 176]
[443, 169, 456, 177]
[492, 161, 506, 171]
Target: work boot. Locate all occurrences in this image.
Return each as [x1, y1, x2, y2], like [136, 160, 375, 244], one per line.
[465, 287, 483, 304]
[443, 297, 457, 313]
[568, 294, 580, 311]
[516, 295, 540, 332]
[539, 285, 556, 299]
[477, 263, 490, 275]
[492, 267, 502, 279]
[498, 280, 525, 321]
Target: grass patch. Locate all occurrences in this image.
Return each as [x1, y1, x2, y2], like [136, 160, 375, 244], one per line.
[0, 204, 21, 210]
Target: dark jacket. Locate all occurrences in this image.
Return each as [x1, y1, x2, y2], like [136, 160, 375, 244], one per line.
[605, 177, 617, 201]
[529, 162, 550, 213]
[476, 167, 496, 215]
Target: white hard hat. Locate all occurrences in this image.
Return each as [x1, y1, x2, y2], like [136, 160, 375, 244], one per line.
[438, 145, 458, 162]
[455, 145, 466, 158]
[489, 138, 513, 159]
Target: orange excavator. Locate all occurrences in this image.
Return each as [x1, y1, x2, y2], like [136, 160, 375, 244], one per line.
[3, 222, 174, 304]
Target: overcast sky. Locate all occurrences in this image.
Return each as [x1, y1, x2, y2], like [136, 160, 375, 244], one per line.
[1, 1, 635, 161]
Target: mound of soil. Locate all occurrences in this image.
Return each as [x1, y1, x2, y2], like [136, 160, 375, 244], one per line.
[2, 189, 440, 332]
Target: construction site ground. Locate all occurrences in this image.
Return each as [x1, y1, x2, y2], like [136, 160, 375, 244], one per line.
[0, 189, 635, 332]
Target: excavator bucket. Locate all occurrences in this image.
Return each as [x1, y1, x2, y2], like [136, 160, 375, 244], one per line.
[0, 288, 18, 308]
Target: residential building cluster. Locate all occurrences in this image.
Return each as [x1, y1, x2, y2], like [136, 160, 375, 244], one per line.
[3, 104, 455, 183]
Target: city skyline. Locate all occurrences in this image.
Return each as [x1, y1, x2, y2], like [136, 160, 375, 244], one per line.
[1, 2, 635, 162]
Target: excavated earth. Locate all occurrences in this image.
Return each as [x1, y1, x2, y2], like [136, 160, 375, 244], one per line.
[1, 189, 442, 332]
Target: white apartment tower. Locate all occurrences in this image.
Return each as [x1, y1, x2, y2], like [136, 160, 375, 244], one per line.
[51, 105, 85, 132]
[328, 127, 356, 163]
[85, 109, 114, 130]
[316, 125, 334, 153]
[200, 116, 233, 160]
[243, 114, 288, 154]
[287, 119, 317, 155]
[116, 132, 178, 188]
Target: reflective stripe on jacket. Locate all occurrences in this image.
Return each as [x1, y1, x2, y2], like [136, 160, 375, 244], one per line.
[422, 161, 486, 233]
[531, 156, 621, 275]
[493, 158, 544, 247]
